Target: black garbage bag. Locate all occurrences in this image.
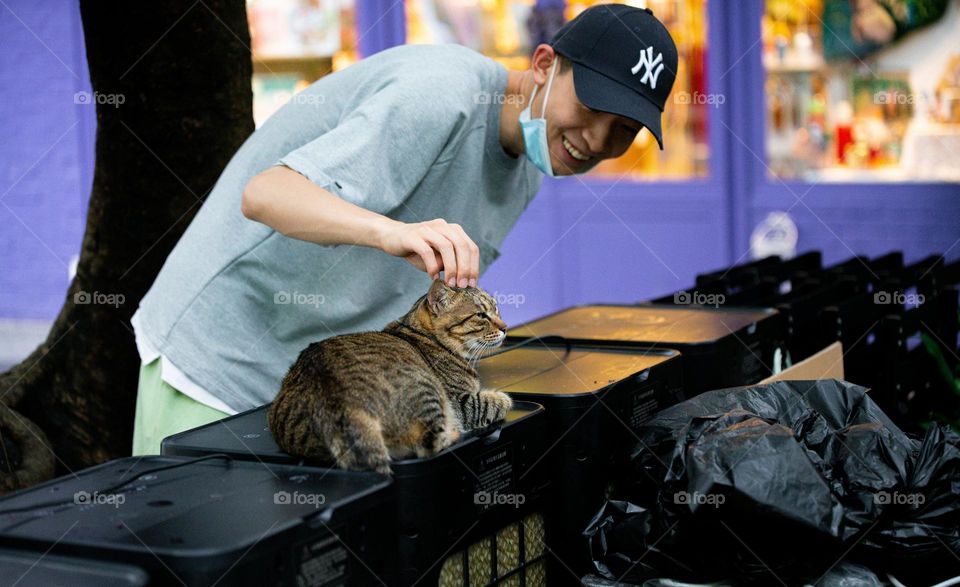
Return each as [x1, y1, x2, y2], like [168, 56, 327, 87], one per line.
[586, 379, 960, 586]
[580, 560, 883, 586]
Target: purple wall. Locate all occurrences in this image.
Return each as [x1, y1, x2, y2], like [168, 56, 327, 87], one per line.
[355, 0, 406, 57]
[1, 0, 957, 328]
[0, 0, 94, 320]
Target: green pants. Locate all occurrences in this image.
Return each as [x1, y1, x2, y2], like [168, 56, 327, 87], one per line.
[131, 358, 230, 456]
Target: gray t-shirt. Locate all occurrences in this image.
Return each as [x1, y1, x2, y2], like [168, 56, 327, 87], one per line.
[136, 44, 542, 411]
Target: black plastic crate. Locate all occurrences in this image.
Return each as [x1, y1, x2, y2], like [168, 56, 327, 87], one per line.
[0, 456, 394, 586]
[0, 547, 149, 586]
[476, 344, 683, 581]
[506, 304, 783, 395]
[162, 401, 551, 586]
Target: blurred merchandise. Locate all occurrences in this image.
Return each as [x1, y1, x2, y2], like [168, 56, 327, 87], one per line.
[249, 0, 341, 58]
[405, 0, 537, 71]
[764, 0, 825, 70]
[899, 53, 960, 180]
[764, 0, 960, 182]
[935, 54, 960, 122]
[822, 0, 948, 60]
[247, 0, 358, 127]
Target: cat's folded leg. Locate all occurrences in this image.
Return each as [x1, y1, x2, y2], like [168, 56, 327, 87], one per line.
[451, 389, 512, 430]
[477, 389, 512, 427]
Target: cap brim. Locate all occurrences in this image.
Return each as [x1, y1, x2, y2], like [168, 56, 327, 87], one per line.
[571, 62, 664, 150]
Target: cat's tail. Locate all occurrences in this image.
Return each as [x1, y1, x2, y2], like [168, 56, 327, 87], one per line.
[322, 408, 392, 476]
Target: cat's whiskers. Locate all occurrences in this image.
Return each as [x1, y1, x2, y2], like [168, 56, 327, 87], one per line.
[464, 343, 477, 365]
[468, 340, 493, 367]
[466, 343, 480, 366]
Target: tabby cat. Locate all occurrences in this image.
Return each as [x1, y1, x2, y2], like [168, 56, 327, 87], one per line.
[268, 279, 513, 474]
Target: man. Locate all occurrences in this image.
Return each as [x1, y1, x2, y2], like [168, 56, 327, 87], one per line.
[130, 4, 678, 454]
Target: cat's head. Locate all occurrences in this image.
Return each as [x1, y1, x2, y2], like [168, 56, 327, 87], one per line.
[408, 279, 507, 360]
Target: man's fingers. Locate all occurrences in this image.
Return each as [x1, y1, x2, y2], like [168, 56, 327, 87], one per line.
[431, 223, 474, 288]
[410, 242, 440, 278]
[420, 227, 457, 284]
[450, 223, 480, 287]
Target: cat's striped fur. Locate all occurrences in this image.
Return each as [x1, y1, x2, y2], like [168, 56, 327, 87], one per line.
[268, 279, 512, 474]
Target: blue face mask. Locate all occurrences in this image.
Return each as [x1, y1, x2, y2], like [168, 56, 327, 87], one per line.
[519, 59, 558, 176]
[519, 60, 600, 176]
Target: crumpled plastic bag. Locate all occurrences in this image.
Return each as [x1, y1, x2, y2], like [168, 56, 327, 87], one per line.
[585, 379, 960, 586]
[580, 560, 882, 587]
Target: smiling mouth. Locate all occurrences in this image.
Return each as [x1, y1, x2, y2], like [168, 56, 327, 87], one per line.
[562, 136, 591, 162]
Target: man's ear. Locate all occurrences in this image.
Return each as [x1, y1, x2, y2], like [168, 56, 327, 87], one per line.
[530, 43, 558, 85]
[427, 279, 454, 315]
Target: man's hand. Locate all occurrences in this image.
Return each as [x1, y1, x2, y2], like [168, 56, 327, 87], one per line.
[378, 218, 479, 288]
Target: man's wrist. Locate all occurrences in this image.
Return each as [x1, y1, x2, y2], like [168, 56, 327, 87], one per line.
[364, 215, 402, 251]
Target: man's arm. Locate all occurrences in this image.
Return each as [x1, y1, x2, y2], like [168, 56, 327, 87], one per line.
[242, 166, 480, 288]
[242, 165, 395, 248]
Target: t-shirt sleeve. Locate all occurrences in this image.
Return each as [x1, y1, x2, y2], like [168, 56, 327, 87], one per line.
[275, 79, 469, 216]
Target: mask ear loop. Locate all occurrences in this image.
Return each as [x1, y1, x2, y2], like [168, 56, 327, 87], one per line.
[540, 58, 558, 120]
[526, 57, 558, 120]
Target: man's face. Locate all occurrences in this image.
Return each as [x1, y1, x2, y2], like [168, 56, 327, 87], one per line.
[535, 65, 644, 176]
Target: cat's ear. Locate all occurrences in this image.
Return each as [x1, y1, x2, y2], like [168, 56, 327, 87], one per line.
[427, 279, 454, 315]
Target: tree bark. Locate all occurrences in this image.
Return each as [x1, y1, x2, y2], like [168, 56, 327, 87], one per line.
[0, 0, 254, 491]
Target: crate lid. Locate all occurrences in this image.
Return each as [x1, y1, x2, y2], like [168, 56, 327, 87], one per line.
[0, 548, 149, 586]
[162, 401, 544, 467]
[0, 457, 390, 558]
[478, 345, 679, 396]
[508, 304, 778, 345]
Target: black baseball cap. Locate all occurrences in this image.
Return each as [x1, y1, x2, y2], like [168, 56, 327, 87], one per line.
[550, 4, 679, 149]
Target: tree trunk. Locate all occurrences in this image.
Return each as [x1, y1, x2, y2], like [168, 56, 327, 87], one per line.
[0, 0, 254, 492]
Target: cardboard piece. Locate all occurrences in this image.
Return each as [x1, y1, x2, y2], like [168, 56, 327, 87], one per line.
[759, 341, 844, 383]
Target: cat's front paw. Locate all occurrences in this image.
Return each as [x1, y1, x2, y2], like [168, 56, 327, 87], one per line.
[477, 389, 512, 427]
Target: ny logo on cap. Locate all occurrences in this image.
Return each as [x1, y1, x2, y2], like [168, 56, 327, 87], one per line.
[630, 46, 664, 90]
